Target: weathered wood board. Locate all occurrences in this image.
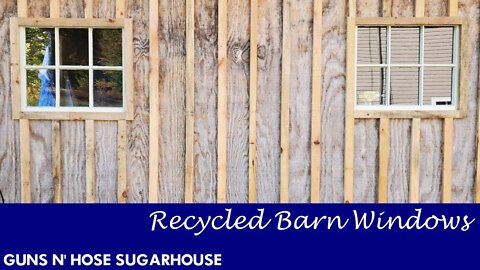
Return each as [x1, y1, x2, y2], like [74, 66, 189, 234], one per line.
[194, 0, 218, 203]
[0, 0, 20, 203]
[157, 0, 186, 203]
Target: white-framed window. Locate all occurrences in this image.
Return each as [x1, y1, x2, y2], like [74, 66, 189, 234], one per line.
[11, 18, 133, 120]
[347, 17, 466, 119]
[356, 25, 460, 110]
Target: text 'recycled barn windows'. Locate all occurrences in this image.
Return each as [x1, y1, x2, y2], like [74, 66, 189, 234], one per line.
[355, 26, 460, 109]
[24, 27, 124, 110]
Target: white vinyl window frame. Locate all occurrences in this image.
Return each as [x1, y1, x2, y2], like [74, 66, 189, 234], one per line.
[10, 18, 134, 120]
[347, 17, 467, 119]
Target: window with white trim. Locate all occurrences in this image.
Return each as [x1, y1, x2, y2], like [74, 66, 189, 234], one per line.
[355, 25, 461, 110]
[11, 18, 133, 120]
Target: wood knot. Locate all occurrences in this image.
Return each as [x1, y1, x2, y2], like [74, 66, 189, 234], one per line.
[257, 45, 266, 60]
[229, 42, 249, 64]
[122, 190, 128, 198]
[313, 140, 320, 145]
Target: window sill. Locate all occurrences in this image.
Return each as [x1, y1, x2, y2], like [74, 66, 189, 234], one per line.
[16, 111, 132, 121]
[354, 109, 463, 119]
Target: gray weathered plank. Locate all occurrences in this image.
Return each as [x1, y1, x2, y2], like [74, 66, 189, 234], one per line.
[126, 0, 149, 203]
[226, 0, 250, 203]
[194, 0, 218, 203]
[157, 0, 186, 203]
[60, 0, 85, 18]
[0, 0, 20, 203]
[288, 0, 313, 203]
[256, 0, 282, 203]
[94, 0, 115, 18]
[62, 122, 86, 202]
[95, 121, 118, 203]
[319, 0, 347, 203]
[452, 0, 478, 202]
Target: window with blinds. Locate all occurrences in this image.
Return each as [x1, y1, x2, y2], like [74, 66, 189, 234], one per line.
[355, 25, 460, 109]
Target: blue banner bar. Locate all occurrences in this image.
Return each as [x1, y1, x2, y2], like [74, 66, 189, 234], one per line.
[0, 204, 478, 269]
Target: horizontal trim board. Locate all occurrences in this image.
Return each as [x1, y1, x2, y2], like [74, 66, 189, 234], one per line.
[17, 18, 128, 28]
[355, 110, 461, 119]
[19, 112, 129, 121]
[355, 17, 464, 26]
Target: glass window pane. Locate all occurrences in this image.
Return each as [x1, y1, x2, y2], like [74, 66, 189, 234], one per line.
[60, 28, 88, 66]
[26, 28, 55, 66]
[60, 70, 89, 107]
[27, 69, 56, 107]
[424, 27, 454, 64]
[390, 67, 419, 105]
[423, 67, 453, 105]
[356, 67, 387, 105]
[93, 29, 123, 66]
[391, 27, 420, 64]
[357, 27, 387, 65]
[94, 70, 123, 107]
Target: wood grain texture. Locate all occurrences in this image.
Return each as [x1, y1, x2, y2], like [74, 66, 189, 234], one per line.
[93, 0, 115, 18]
[158, 0, 186, 203]
[452, 0, 477, 203]
[280, 0, 291, 203]
[310, 0, 322, 203]
[217, 0, 228, 203]
[256, 0, 282, 203]
[321, 0, 347, 203]
[226, 0, 250, 203]
[95, 121, 118, 203]
[0, 0, 20, 203]
[288, 0, 313, 203]
[28, 0, 53, 203]
[125, 0, 149, 203]
[27, 0, 49, 17]
[388, 120, 410, 202]
[392, 0, 415, 16]
[61, 122, 86, 203]
[353, 0, 381, 204]
[193, 0, 218, 203]
[185, 0, 195, 203]
[248, 0, 258, 203]
[30, 121, 53, 203]
[148, 0, 159, 203]
[60, 0, 85, 18]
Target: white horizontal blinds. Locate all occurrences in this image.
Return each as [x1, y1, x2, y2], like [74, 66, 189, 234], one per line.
[357, 27, 387, 64]
[356, 27, 387, 105]
[357, 68, 386, 105]
[355, 25, 458, 108]
[423, 27, 454, 105]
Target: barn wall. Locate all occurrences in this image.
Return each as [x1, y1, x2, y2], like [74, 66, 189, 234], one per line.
[0, 0, 479, 203]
